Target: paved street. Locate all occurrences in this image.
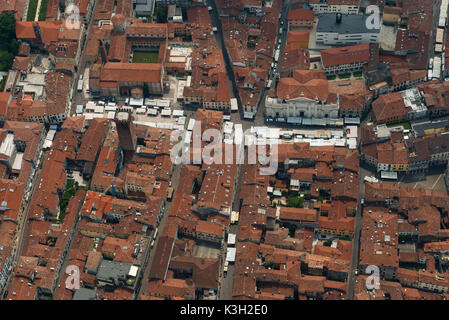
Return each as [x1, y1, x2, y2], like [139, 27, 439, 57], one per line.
[206, 0, 241, 117]
[399, 166, 447, 193]
[346, 117, 369, 299]
[69, 1, 99, 116]
[252, 0, 290, 128]
[2, 149, 46, 298]
[207, 0, 290, 129]
[137, 160, 183, 297]
[218, 161, 244, 300]
[1, 0, 447, 304]
[1, 0, 99, 299]
[346, 166, 370, 299]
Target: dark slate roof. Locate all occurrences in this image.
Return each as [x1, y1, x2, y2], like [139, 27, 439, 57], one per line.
[317, 13, 381, 35]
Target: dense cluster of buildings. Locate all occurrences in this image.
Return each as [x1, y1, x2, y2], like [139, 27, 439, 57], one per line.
[215, 0, 284, 118]
[353, 182, 449, 299]
[361, 121, 449, 178]
[140, 109, 237, 300]
[229, 142, 359, 300]
[2, 0, 449, 302]
[2, 113, 174, 300]
[0, 120, 45, 293]
[250, 0, 449, 128]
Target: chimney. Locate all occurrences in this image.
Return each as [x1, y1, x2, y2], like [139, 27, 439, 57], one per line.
[99, 40, 107, 63]
[32, 22, 44, 49]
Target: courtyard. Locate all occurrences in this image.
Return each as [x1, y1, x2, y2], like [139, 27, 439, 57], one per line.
[132, 51, 159, 63]
[191, 242, 221, 259]
[399, 167, 447, 194]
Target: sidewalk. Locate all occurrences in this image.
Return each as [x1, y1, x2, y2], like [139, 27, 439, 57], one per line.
[34, 0, 42, 21]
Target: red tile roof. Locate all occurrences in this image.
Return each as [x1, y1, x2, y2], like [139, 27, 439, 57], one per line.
[321, 44, 370, 67]
[101, 62, 163, 84]
[277, 70, 328, 101]
[279, 207, 317, 222]
[288, 8, 314, 22]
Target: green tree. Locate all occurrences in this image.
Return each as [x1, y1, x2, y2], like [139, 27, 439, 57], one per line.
[27, 0, 39, 21]
[0, 50, 14, 71]
[38, 0, 50, 21]
[286, 196, 304, 208]
[0, 12, 18, 71]
[9, 38, 19, 55]
[0, 12, 16, 45]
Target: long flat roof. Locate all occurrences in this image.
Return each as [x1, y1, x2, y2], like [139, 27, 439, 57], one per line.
[101, 62, 162, 83]
[411, 116, 449, 137]
[317, 14, 381, 35]
[226, 247, 236, 262]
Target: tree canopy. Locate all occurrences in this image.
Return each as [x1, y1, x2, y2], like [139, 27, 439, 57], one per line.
[0, 12, 18, 72]
[0, 12, 16, 44]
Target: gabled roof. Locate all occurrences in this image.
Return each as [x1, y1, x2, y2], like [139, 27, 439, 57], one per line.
[277, 70, 329, 101]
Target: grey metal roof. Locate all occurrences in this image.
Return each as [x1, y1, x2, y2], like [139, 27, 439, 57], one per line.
[73, 288, 97, 300]
[96, 260, 132, 286]
[317, 14, 381, 35]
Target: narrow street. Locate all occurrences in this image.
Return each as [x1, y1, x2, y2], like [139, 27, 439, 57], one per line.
[137, 161, 183, 297]
[2, 149, 46, 298]
[218, 159, 244, 299]
[207, 0, 290, 132]
[346, 166, 368, 299]
[206, 0, 241, 118]
[346, 122, 371, 298]
[207, 0, 291, 299]
[2, 0, 98, 299]
[69, 0, 99, 115]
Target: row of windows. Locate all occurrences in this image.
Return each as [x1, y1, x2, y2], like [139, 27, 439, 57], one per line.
[319, 228, 353, 237]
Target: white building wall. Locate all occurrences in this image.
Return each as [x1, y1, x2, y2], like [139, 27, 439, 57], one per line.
[265, 96, 339, 119]
[316, 31, 379, 45]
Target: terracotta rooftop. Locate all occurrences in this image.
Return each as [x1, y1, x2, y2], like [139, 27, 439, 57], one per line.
[321, 44, 370, 68]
